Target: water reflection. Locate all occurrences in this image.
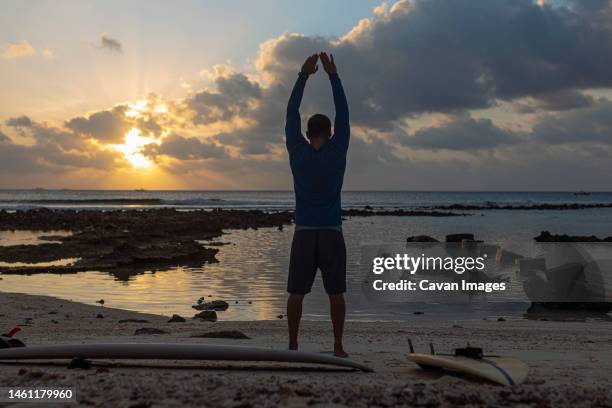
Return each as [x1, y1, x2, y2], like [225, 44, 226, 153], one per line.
[0, 230, 72, 246]
[2, 211, 611, 320]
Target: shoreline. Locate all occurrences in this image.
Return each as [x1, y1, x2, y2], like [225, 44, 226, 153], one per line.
[0, 208, 464, 278]
[1, 291, 611, 406]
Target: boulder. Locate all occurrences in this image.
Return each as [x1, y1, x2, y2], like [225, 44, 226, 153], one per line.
[194, 310, 218, 322]
[167, 314, 186, 323]
[191, 330, 250, 339]
[134, 327, 168, 335]
[445, 233, 474, 243]
[193, 299, 229, 311]
[406, 235, 439, 243]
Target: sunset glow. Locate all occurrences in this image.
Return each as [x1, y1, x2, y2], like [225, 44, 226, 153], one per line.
[112, 128, 159, 170]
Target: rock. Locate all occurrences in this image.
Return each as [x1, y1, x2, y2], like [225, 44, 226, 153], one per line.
[134, 327, 168, 335]
[534, 230, 612, 242]
[194, 310, 218, 322]
[497, 317, 506, 322]
[192, 300, 229, 311]
[118, 319, 150, 323]
[68, 357, 91, 370]
[191, 330, 250, 339]
[406, 235, 439, 242]
[167, 314, 186, 323]
[96, 313, 104, 319]
[413, 311, 424, 315]
[445, 233, 474, 243]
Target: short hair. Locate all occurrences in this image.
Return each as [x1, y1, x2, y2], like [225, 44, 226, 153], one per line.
[307, 114, 331, 139]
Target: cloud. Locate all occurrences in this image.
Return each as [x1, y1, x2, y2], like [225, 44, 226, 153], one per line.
[255, 0, 612, 124]
[7, 116, 93, 150]
[6, 116, 33, 127]
[0, 119, 122, 175]
[532, 98, 612, 145]
[185, 71, 262, 125]
[65, 106, 131, 143]
[4, 0, 612, 189]
[145, 134, 226, 160]
[1, 41, 35, 59]
[531, 90, 595, 111]
[100, 33, 122, 53]
[203, 0, 612, 155]
[404, 116, 519, 151]
[41, 48, 56, 59]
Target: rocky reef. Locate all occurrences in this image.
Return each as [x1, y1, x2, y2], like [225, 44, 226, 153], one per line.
[0, 208, 293, 279]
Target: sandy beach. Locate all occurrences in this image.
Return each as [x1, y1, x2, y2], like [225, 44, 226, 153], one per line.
[1, 291, 611, 407]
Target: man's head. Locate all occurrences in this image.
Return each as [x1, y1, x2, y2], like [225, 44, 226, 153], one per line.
[306, 114, 332, 149]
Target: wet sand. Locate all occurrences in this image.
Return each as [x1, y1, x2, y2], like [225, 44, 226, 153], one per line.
[1, 291, 611, 407]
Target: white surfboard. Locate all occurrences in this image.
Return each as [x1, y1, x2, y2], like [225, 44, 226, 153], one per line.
[408, 353, 528, 385]
[0, 343, 373, 372]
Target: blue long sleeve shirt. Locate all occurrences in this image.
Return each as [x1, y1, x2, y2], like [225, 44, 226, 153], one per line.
[285, 72, 350, 227]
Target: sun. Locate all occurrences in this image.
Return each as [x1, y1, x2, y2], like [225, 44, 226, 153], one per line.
[112, 128, 159, 169]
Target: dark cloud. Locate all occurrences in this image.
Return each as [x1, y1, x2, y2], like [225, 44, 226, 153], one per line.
[7, 116, 83, 150]
[65, 106, 131, 143]
[186, 73, 261, 125]
[532, 89, 595, 111]
[257, 0, 612, 125]
[208, 0, 612, 155]
[145, 134, 226, 160]
[100, 33, 122, 53]
[404, 116, 519, 151]
[215, 125, 281, 155]
[0, 128, 120, 174]
[532, 98, 612, 144]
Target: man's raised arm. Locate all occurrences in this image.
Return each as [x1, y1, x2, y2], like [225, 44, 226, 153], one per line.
[320, 52, 349, 153]
[285, 54, 318, 154]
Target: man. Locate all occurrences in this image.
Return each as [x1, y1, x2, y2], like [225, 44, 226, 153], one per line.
[285, 52, 350, 357]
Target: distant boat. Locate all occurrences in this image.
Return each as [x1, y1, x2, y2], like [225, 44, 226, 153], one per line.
[574, 191, 591, 196]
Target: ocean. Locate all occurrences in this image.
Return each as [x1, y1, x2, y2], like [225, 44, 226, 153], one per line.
[1, 190, 611, 321]
[1, 190, 611, 211]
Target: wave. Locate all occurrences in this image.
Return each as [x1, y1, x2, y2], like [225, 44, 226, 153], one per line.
[0, 199, 163, 205]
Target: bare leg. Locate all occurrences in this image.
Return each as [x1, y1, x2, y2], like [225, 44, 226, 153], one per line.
[329, 294, 348, 357]
[287, 294, 304, 350]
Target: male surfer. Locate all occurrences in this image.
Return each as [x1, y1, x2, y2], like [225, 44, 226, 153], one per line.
[285, 53, 350, 357]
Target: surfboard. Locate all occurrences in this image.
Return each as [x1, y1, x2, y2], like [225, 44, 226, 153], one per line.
[408, 353, 528, 385]
[0, 343, 373, 372]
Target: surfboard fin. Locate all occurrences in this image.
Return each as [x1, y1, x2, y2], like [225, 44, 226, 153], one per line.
[408, 339, 415, 354]
[429, 342, 435, 355]
[0, 327, 26, 349]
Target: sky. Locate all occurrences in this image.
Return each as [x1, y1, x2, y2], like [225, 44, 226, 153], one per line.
[1, 0, 612, 190]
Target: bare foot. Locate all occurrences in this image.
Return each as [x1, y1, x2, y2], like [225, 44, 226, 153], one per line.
[334, 343, 348, 358]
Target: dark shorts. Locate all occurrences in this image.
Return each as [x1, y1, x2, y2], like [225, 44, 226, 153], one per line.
[287, 229, 346, 295]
